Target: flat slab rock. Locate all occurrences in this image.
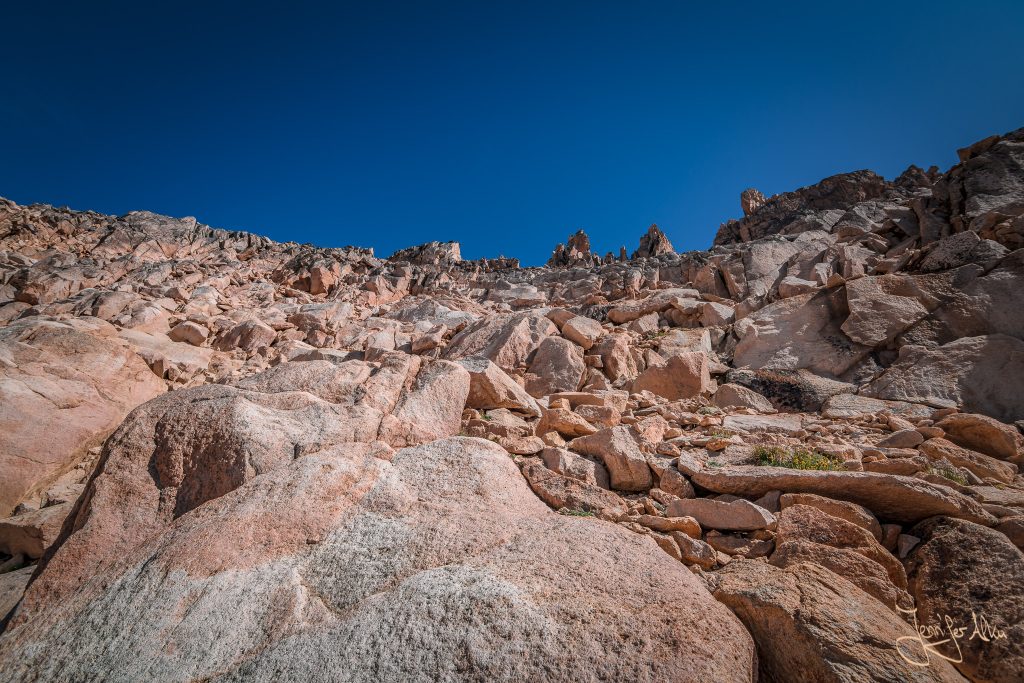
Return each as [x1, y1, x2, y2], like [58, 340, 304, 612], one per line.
[0, 438, 755, 682]
[690, 465, 996, 525]
[666, 497, 776, 531]
[722, 413, 803, 435]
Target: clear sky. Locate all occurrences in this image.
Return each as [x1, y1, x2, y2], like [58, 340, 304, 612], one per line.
[3, 1, 1022, 265]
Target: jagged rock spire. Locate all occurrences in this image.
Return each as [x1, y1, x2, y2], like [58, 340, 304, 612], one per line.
[632, 224, 675, 259]
[547, 229, 598, 267]
[740, 188, 766, 216]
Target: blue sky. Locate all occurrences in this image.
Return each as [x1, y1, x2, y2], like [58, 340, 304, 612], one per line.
[2, 1, 1022, 265]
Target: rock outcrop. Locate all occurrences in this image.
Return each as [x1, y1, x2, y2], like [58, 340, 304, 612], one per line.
[2, 126, 1023, 683]
[632, 224, 675, 258]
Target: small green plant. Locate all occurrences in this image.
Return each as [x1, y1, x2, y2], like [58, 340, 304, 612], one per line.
[927, 465, 968, 486]
[754, 445, 843, 471]
[559, 508, 596, 517]
[481, 410, 492, 421]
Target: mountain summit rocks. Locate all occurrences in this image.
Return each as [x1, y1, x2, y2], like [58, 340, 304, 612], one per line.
[2, 127, 1024, 682]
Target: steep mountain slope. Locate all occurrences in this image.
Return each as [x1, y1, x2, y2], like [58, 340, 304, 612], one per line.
[0, 127, 1022, 682]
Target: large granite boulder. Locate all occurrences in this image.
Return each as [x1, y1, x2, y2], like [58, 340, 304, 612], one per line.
[905, 516, 1024, 682]
[0, 438, 755, 682]
[863, 334, 1024, 422]
[712, 560, 964, 682]
[0, 317, 165, 517]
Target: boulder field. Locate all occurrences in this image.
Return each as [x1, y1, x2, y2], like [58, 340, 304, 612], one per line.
[1, 127, 1023, 681]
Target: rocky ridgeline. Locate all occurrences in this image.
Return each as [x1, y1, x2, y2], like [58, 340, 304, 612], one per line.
[0, 128, 1022, 682]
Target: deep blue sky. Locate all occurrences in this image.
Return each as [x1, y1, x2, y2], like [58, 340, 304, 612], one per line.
[3, 2, 1022, 265]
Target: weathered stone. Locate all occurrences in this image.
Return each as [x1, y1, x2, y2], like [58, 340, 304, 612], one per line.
[444, 311, 557, 372]
[524, 336, 585, 397]
[878, 428, 925, 448]
[841, 274, 933, 347]
[631, 352, 711, 400]
[521, 458, 623, 516]
[537, 407, 598, 438]
[779, 492, 882, 540]
[594, 333, 638, 382]
[935, 412, 1024, 464]
[0, 566, 33, 623]
[0, 502, 71, 559]
[775, 504, 908, 593]
[2, 438, 756, 681]
[733, 290, 871, 379]
[560, 316, 604, 350]
[905, 516, 1024, 682]
[634, 514, 701, 538]
[673, 532, 717, 569]
[215, 318, 277, 353]
[658, 466, 695, 499]
[770, 540, 910, 610]
[569, 426, 653, 492]
[666, 498, 776, 531]
[712, 383, 774, 412]
[918, 437, 1017, 483]
[726, 368, 855, 412]
[459, 356, 542, 417]
[820, 393, 931, 419]
[777, 275, 818, 298]
[607, 288, 699, 324]
[713, 560, 964, 682]
[632, 224, 675, 258]
[540, 447, 610, 489]
[864, 334, 1024, 423]
[167, 320, 209, 346]
[691, 466, 996, 525]
[0, 317, 165, 517]
[723, 413, 803, 435]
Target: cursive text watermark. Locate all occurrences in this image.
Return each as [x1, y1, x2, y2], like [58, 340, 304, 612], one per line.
[896, 606, 1008, 667]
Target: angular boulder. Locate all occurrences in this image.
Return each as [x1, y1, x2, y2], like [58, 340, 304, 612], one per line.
[458, 357, 541, 417]
[905, 516, 1024, 682]
[443, 311, 557, 372]
[9, 354, 469, 622]
[524, 336, 585, 397]
[666, 498, 775, 532]
[935, 412, 1024, 465]
[713, 560, 964, 682]
[733, 290, 871, 379]
[568, 426, 653, 492]
[560, 316, 604, 350]
[630, 352, 711, 400]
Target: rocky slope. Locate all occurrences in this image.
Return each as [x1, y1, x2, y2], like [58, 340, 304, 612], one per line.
[0, 127, 1022, 682]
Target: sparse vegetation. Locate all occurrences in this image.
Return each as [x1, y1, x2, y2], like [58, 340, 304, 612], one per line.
[559, 508, 595, 517]
[927, 465, 968, 486]
[754, 445, 844, 471]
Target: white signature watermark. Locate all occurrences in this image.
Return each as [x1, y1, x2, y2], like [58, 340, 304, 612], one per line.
[896, 606, 1008, 667]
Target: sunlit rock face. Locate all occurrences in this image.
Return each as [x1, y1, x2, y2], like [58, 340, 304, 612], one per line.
[1, 127, 1024, 683]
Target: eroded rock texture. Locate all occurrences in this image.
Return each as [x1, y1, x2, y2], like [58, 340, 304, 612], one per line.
[2, 127, 1023, 682]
